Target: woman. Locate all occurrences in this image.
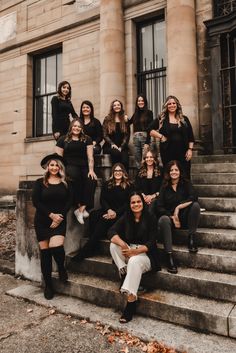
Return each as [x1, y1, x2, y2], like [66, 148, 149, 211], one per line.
[108, 191, 161, 323]
[79, 100, 103, 155]
[135, 148, 162, 208]
[51, 81, 78, 140]
[73, 163, 132, 262]
[55, 119, 97, 225]
[149, 96, 194, 179]
[153, 160, 200, 274]
[128, 94, 154, 168]
[103, 99, 130, 171]
[32, 153, 73, 300]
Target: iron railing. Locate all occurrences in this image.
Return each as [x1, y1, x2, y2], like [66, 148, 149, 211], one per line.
[214, 0, 236, 17]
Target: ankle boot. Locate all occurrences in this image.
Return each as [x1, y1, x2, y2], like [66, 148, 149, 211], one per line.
[166, 253, 178, 274]
[119, 301, 137, 323]
[44, 281, 54, 300]
[188, 234, 198, 253]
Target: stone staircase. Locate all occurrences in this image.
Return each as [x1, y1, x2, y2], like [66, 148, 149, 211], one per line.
[52, 155, 236, 338]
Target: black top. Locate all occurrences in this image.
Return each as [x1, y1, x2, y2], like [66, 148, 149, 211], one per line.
[81, 117, 103, 145]
[148, 115, 195, 152]
[51, 96, 78, 135]
[56, 135, 92, 167]
[32, 178, 73, 223]
[135, 171, 163, 196]
[129, 109, 153, 144]
[103, 120, 130, 149]
[107, 212, 161, 272]
[100, 181, 133, 217]
[153, 180, 198, 217]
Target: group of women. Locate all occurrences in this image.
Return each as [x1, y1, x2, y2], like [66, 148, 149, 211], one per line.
[32, 80, 200, 324]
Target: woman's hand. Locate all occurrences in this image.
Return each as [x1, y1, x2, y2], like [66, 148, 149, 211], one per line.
[111, 144, 119, 150]
[122, 248, 139, 258]
[53, 132, 60, 140]
[49, 213, 63, 222]
[103, 209, 116, 219]
[185, 148, 193, 161]
[160, 135, 167, 143]
[143, 194, 153, 205]
[88, 170, 98, 180]
[124, 114, 129, 123]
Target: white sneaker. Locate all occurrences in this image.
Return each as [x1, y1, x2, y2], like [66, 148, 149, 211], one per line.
[83, 209, 89, 218]
[74, 210, 84, 224]
[200, 208, 206, 212]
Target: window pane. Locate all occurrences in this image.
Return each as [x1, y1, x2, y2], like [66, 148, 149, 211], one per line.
[35, 96, 47, 136]
[47, 95, 53, 134]
[35, 58, 45, 95]
[154, 20, 166, 68]
[57, 53, 62, 84]
[46, 55, 57, 93]
[141, 24, 153, 71]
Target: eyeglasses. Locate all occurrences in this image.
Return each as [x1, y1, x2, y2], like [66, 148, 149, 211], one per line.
[114, 169, 123, 172]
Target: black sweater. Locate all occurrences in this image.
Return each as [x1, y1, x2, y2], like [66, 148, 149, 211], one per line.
[81, 117, 103, 145]
[129, 109, 153, 144]
[51, 96, 78, 135]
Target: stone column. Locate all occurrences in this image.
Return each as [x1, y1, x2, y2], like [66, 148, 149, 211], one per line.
[99, 0, 126, 119]
[167, 0, 199, 139]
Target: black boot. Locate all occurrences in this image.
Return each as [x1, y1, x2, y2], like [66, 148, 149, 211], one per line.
[166, 252, 178, 274]
[188, 234, 198, 253]
[40, 248, 54, 300]
[51, 246, 68, 283]
[119, 301, 137, 323]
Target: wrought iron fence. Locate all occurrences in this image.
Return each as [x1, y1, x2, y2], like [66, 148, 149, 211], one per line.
[214, 0, 236, 17]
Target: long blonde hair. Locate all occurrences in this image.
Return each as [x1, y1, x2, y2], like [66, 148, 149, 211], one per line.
[159, 95, 186, 125]
[43, 159, 68, 188]
[138, 148, 161, 178]
[65, 118, 87, 142]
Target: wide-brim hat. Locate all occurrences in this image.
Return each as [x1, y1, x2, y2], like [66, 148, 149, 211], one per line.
[40, 153, 66, 169]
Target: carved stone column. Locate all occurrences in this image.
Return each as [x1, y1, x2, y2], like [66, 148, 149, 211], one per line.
[167, 0, 199, 140]
[99, 0, 126, 119]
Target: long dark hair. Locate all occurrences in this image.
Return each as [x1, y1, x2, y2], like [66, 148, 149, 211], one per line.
[104, 99, 127, 134]
[79, 100, 95, 125]
[162, 160, 186, 188]
[57, 80, 72, 100]
[132, 94, 150, 128]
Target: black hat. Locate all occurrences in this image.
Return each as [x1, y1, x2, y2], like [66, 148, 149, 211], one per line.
[40, 153, 66, 169]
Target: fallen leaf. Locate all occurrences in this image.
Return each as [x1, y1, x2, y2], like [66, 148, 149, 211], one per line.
[120, 347, 129, 353]
[80, 319, 87, 324]
[107, 335, 115, 344]
[101, 324, 110, 336]
[27, 308, 33, 313]
[49, 309, 56, 315]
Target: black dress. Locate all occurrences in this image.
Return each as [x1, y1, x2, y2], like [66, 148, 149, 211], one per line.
[32, 178, 73, 241]
[56, 135, 97, 209]
[148, 116, 194, 178]
[81, 117, 103, 154]
[51, 96, 78, 136]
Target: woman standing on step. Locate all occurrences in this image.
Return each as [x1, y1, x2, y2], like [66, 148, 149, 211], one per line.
[32, 153, 73, 300]
[72, 163, 133, 262]
[153, 160, 200, 274]
[108, 191, 161, 323]
[55, 119, 97, 225]
[79, 100, 103, 155]
[149, 95, 194, 179]
[135, 148, 162, 211]
[103, 99, 130, 171]
[51, 81, 78, 140]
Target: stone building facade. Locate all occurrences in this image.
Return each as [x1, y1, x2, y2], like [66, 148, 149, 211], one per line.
[0, 0, 235, 194]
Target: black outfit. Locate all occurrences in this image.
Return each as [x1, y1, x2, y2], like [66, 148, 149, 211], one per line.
[129, 109, 153, 144]
[153, 180, 200, 253]
[135, 169, 163, 196]
[148, 116, 194, 178]
[81, 117, 103, 155]
[108, 212, 161, 272]
[51, 96, 78, 137]
[56, 135, 97, 209]
[74, 181, 133, 260]
[32, 178, 73, 241]
[103, 119, 130, 171]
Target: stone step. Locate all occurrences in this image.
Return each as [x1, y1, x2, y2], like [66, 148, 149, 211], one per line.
[199, 211, 236, 229]
[192, 173, 236, 185]
[192, 155, 236, 164]
[194, 184, 236, 197]
[192, 163, 236, 174]
[96, 240, 236, 273]
[68, 255, 236, 302]
[198, 197, 236, 212]
[52, 273, 235, 337]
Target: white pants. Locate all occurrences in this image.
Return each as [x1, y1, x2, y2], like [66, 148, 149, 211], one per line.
[110, 243, 151, 298]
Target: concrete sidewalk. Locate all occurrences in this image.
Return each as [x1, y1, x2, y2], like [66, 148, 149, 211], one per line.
[2, 271, 236, 353]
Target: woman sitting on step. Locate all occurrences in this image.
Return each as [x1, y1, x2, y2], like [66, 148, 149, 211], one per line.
[72, 163, 133, 262]
[153, 160, 200, 274]
[32, 153, 73, 300]
[108, 191, 161, 323]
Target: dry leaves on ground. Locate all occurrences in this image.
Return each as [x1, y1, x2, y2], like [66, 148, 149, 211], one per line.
[0, 210, 16, 261]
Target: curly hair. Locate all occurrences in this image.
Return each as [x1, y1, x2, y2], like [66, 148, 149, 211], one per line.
[104, 99, 128, 134]
[57, 81, 72, 100]
[43, 159, 68, 188]
[107, 163, 131, 189]
[162, 160, 186, 188]
[138, 148, 161, 178]
[159, 95, 186, 125]
[65, 118, 87, 142]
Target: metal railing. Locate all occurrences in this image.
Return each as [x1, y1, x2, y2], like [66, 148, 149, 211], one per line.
[214, 0, 236, 17]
